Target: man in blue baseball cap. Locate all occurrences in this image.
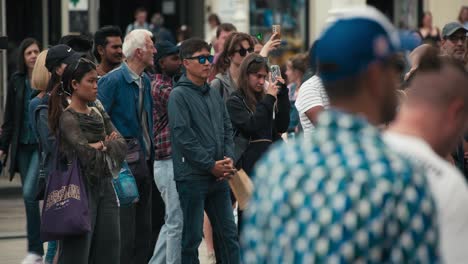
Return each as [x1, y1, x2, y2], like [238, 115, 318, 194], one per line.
[241, 6, 439, 263]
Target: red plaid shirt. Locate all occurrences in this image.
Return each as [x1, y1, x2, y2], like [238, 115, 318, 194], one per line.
[151, 74, 173, 160]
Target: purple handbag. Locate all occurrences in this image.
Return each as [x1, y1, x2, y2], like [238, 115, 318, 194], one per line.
[40, 136, 91, 241]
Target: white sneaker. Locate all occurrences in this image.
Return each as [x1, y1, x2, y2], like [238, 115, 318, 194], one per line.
[21, 253, 43, 264]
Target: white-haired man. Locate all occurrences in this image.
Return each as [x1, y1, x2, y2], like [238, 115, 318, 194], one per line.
[98, 29, 157, 264]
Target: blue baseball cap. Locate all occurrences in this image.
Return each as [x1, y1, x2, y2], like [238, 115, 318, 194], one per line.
[315, 6, 420, 84]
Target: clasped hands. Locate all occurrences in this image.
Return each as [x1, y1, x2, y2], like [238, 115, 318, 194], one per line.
[211, 156, 236, 181]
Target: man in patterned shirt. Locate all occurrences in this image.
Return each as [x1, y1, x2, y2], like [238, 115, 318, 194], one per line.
[148, 40, 183, 264]
[241, 6, 440, 263]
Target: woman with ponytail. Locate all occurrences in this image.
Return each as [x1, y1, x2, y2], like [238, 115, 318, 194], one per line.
[49, 57, 126, 263]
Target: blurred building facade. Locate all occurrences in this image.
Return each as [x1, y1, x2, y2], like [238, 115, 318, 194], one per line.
[1, 0, 468, 106]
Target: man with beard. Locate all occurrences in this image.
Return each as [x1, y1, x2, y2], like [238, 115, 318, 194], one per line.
[93, 26, 123, 77]
[440, 22, 467, 62]
[241, 7, 439, 263]
[440, 22, 468, 181]
[148, 40, 183, 264]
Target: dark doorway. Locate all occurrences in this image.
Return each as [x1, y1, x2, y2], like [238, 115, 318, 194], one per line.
[98, 0, 180, 39]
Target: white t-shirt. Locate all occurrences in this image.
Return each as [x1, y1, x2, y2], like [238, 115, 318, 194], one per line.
[295, 75, 329, 137]
[384, 131, 468, 264]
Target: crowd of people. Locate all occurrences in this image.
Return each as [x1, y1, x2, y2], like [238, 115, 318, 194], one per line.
[3, 4, 468, 264]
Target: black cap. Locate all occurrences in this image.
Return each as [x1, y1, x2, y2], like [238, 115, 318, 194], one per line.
[45, 44, 82, 72]
[154, 41, 179, 62]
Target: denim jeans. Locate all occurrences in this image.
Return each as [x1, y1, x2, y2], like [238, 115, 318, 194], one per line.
[17, 144, 42, 255]
[149, 159, 182, 264]
[44, 241, 57, 263]
[58, 178, 120, 264]
[177, 178, 240, 264]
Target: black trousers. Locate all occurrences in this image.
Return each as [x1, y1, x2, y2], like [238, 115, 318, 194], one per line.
[120, 159, 153, 264]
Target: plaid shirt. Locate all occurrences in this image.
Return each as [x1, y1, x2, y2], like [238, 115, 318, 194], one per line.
[151, 74, 173, 160]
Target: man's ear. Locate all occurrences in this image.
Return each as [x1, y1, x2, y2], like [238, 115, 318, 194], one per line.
[448, 98, 465, 124]
[97, 45, 105, 56]
[365, 63, 384, 98]
[182, 58, 190, 68]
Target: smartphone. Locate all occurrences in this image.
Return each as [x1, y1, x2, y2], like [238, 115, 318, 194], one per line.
[272, 25, 281, 39]
[271, 65, 282, 83]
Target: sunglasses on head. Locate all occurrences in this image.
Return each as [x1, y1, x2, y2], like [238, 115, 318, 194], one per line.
[185, 55, 214, 64]
[71, 57, 96, 73]
[247, 56, 268, 70]
[235, 47, 254, 57]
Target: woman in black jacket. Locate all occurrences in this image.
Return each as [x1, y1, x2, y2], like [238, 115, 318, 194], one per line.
[227, 53, 290, 176]
[0, 38, 44, 263]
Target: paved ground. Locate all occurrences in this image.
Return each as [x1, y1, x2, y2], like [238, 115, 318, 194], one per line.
[0, 174, 213, 264]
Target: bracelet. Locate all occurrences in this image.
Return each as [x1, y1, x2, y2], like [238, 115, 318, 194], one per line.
[100, 141, 107, 152]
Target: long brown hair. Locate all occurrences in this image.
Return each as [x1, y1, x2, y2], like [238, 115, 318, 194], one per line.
[236, 53, 269, 112]
[48, 58, 96, 134]
[214, 32, 254, 75]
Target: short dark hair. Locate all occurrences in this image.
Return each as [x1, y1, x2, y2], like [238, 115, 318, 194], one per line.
[93, 26, 123, 62]
[17, 38, 41, 74]
[216, 23, 237, 38]
[179, 38, 211, 59]
[135, 7, 147, 15]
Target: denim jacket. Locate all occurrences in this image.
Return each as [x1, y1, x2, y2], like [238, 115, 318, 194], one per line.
[97, 63, 154, 159]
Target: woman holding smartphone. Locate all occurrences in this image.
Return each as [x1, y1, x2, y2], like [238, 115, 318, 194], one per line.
[227, 53, 290, 175]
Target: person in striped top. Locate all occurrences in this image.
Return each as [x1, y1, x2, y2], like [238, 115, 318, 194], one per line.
[295, 43, 330, 137]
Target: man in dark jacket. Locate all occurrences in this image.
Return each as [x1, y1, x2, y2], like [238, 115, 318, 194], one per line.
[168, 38, 240, 263]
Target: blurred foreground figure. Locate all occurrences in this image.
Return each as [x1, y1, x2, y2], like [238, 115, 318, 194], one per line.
[241, 6, 439, 263]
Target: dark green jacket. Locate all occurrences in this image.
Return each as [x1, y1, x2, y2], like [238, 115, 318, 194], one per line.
[168, 74, 234, 181]
[0, 72, 36, 180]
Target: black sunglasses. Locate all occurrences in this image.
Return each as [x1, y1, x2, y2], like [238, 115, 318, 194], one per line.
[185, 55, 214, 64]
[446, 35, 467, 43]
[247, 56, 268, 70]
[235, 47, 254, 57]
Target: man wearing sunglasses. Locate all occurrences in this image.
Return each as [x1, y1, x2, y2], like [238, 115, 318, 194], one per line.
[441, 22, 467, 62]
[168, 38, 240, 263]
[441, 22, 468, 184]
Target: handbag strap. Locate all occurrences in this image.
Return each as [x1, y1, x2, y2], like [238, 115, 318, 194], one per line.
[232, 94, 253, 139]
[52, 131, 62, 171]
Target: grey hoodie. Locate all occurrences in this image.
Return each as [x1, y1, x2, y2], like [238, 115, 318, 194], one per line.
[210, 72, 237, 103]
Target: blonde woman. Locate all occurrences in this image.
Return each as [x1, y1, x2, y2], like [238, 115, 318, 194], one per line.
[29, 50, 59, 264]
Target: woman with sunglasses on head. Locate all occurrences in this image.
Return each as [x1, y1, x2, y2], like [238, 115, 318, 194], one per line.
[212, 32, 255, 101]
[48, 58, 127, 264]
[227, 53, 290, 174]
[227, 53, 290, 229]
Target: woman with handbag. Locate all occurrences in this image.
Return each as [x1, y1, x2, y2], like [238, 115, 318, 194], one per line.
[227, 53, 290, 175]
[48, 58, 127, 263]
[226, 54, 290, 231]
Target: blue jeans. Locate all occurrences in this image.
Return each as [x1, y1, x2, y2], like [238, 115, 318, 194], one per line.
[17, 144, 42, 255]
[149, 159, 182, 264]
[177, 179, 240, 264]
